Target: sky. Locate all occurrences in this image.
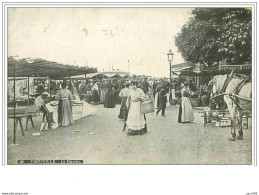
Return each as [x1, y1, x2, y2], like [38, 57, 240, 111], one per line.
[8, 8, 193, 77]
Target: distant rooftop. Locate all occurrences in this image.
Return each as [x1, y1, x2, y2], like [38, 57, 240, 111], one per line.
[102, 70, 130, 75]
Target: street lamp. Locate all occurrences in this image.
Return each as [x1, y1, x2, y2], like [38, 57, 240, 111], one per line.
[167, 50, 174, 93]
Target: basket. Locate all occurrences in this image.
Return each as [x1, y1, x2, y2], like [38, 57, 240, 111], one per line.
[140, 101, 155, 114]
[190, 98, 201, 107]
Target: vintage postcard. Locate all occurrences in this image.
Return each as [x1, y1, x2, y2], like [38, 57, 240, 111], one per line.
[4, 5, 255, 166]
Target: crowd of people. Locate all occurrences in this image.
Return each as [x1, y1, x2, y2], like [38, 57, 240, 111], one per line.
[72, 76, 212, 108]
[72, 77, 199, 135]
[10, 75, 212, 108]
[32, 74, 214, 136]
[118, 78, 199, 135]
[73, 77, 172, 106]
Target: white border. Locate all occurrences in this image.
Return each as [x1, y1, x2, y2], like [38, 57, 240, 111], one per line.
[2, 2, 256, 166]
[1, 2, 258, 195]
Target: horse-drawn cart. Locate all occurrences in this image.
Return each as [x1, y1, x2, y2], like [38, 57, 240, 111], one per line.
[203, 69, 252, 140]
[201, 108, 250, 128]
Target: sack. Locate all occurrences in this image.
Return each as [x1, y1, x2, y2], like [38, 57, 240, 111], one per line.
[140, 101, 155, 114]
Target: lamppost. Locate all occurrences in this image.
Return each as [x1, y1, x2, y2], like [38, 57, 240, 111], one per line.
[167, 50, 174, 93]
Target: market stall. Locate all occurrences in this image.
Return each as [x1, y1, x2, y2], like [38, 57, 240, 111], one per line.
[8, 56, 97, 144]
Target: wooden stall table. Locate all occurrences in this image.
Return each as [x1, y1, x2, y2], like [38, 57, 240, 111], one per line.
[25, 106, 38, 130]
[8, 106, 37, 144]
[8, 113, 32, 144]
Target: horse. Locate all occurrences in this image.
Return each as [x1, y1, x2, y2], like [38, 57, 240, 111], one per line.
[211, 73, 252, 141]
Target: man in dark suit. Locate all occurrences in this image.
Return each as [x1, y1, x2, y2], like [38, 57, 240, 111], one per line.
[156, 88, 167, 117]
[141, 77, 151, 95]
[155, 80, 163, 94]
[154, 80, 164, 108]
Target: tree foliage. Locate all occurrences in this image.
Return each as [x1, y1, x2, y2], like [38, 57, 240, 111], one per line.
[175, 8, 252, 66]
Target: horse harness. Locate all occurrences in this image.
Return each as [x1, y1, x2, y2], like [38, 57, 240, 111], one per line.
[212, 74, 250, 110]
[222, 76, 250, 110]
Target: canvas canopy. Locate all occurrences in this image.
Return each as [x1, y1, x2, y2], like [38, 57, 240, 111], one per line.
[171, 62, 194, 72]
[8, 57, 97, 79]
[69, 73, 127, 79]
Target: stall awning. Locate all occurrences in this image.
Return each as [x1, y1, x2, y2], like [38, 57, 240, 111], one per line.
[102, 70, 130, 78]
[171, 62, 194, 72]
[8, 57, 97, 79]
[69, 73, 108, 79]
[103, 73, 122, 78]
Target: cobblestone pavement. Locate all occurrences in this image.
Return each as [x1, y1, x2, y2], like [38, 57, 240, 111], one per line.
[7, 104, 252, 164]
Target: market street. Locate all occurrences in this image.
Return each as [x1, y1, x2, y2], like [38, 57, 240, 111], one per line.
[7, 105, 252, 165]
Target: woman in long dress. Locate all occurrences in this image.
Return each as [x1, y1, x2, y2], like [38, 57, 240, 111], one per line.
[178, 82, 194, 123]
[126, 81, 147, 136]
[55, 82, 74, 127]
[113, 80, 120, 104]
[92, 82, 100, 104]
[104, 80, 115, 108]
[98, 81, 105, 103]
[101, 81, 108, 104]
[118, 83, 130, 120]
[86, 80, 94, 103]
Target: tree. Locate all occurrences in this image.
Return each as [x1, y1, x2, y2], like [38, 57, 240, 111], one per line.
[175, 8, 252, 66]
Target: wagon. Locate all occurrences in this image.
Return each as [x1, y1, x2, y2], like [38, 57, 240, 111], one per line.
[201, 109, 250, 128]
[201, 92, 252, 128]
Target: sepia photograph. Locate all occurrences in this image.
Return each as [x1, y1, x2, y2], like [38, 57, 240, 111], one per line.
[5, 5, 253, 165]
